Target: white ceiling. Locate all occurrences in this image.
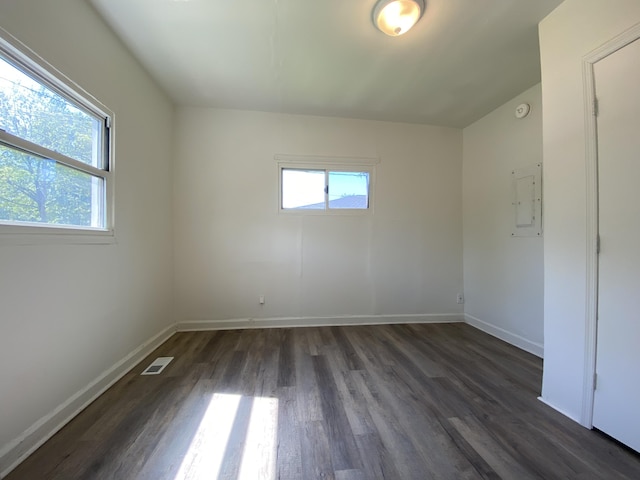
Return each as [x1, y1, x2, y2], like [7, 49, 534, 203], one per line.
[89, 0, 563, 128]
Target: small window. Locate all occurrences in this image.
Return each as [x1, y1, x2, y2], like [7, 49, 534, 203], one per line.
[0, 40, 111, 232]
[281, 167, 371, 211]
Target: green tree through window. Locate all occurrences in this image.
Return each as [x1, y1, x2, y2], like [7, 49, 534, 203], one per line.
[0, 51, 109, 229]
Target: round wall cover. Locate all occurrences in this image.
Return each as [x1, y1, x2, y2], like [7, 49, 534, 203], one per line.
[515, 103, 531, 119]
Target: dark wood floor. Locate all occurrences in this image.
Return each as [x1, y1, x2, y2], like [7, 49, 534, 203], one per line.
[6, 323, 640, 479]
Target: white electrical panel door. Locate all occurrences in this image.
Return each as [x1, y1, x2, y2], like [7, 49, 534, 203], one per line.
[511, 163, 542, 237]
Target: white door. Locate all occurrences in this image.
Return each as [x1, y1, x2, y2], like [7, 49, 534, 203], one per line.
[593, 37, 640, 452]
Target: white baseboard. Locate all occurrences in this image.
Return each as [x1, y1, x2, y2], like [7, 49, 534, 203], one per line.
[178, 313, 465, 332]
[0, 323, 177, 479]
[464, 314, 544, 358]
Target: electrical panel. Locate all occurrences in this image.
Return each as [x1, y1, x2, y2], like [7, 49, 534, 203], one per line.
[511, 163, 542, 237]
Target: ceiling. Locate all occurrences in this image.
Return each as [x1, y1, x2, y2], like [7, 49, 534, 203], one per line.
[89, 0, 563, 128]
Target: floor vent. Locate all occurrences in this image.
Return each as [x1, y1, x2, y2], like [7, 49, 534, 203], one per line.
[141, 356, 174, 375]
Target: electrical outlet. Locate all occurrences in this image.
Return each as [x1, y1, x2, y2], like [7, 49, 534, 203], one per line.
[259, 295, 265, 305]
[456, 293, 464, 304]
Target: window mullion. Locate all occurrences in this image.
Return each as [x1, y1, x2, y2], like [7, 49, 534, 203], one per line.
[0, 129, 106, 178]
[324, 170, 329, 210]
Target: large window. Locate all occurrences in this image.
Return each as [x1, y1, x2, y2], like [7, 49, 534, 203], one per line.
[0, 40, 112, 233]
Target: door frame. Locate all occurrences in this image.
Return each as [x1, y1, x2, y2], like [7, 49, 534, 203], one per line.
[581, 22, 640, 428]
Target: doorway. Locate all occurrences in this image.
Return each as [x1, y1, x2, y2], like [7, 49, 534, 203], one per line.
[592, 36, 640, 453]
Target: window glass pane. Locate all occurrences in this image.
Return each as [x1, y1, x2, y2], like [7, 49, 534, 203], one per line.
[328, 171, 369, 209]
[0, 144, 104, 228]
[282, 168, 325, 209]
[0, 56, 103, 168]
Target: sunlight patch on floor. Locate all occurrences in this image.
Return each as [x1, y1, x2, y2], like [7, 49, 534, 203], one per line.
[173, 393, 278, 480]
[238, 395, 279, 479]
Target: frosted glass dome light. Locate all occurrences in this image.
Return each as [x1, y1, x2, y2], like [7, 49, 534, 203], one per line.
[373, 0, 425, 37]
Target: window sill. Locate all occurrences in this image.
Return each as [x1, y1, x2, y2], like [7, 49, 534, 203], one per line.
[0, 224, 116, 245]
[278, 208, 372, 216]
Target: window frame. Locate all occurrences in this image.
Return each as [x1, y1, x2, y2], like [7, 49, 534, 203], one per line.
[0, 32, 115, 244]
[276, 155, 377, 215]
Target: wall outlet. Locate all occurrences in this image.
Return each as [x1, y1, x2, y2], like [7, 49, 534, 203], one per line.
[456, 293, 464, 304]
[259, 295, 265, 305]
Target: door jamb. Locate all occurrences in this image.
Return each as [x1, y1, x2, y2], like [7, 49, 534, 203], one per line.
[581, 23, 640, 428]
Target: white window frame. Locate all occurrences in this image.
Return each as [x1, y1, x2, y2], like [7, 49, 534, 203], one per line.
[276, 154, 378, 215]
[0, 30, 114, 245]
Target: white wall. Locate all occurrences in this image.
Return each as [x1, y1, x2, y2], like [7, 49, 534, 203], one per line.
[462, 84, 544, 357]
[174, 108, 463, 326]
[0, 0, 175, 474]
[539, 0, 640, 423]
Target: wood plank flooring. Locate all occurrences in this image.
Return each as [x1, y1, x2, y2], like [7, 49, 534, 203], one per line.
[6, 323, 640, 479]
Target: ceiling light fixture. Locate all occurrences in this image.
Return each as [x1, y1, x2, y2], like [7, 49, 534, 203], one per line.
[372, 0, 425, 37]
